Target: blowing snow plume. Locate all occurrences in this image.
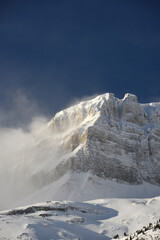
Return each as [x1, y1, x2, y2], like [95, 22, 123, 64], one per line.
[0, 90, 54, 210]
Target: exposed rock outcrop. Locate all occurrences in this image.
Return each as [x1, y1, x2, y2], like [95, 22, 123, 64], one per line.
[47, 93, 160, 185]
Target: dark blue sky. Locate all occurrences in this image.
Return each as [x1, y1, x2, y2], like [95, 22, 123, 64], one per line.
[0, 0, 160, 119]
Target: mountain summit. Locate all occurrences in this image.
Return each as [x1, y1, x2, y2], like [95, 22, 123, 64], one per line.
[45, 93, 160, 184]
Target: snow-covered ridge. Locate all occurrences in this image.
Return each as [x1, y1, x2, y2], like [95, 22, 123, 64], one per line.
[49, 92, 160, 131]
[1, 197, 160, 240]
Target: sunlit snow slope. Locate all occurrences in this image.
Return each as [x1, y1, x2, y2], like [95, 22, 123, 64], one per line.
[1, 197, 160, 240]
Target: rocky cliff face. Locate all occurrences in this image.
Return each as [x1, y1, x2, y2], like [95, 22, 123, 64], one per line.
[45, 93, 160, 186]
[15, 93, 160, 189]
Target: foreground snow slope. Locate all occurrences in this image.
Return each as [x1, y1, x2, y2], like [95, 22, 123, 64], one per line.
[1, 197, 160, 240]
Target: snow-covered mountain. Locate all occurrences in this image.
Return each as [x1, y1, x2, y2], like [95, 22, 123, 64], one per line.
[46, 92, 160, 185]
[0, 92, 158, 210]
[13, 93, 160, 197]
[1, 92, 160, 239]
